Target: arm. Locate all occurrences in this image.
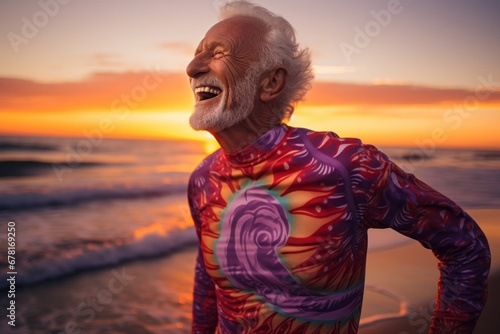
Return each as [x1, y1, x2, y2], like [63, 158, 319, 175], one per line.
[192, 248, 218, 333]
[189, 181, 218, 333]
[354, 145, 491, 333]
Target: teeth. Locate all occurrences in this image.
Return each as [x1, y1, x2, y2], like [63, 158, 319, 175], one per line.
[194, 86, 222, 95]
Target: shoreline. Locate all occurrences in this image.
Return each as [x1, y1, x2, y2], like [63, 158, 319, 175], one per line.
[360, 269, 499, 334]
[163, 208, 499, 333]
[360, 208, 499, 333]
[2, 208, 497, 333]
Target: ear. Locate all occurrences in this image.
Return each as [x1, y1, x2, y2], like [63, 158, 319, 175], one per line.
[259, 68, 287, 102]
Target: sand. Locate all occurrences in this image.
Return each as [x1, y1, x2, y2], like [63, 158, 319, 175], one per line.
[4, 209, 497, 333]
[360, 208, 500, 334]
[175, 208, 499, 333]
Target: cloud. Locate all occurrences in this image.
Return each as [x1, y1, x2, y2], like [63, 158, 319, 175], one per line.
[0, 71, 193, 112]
[86, 53, 127, 67]
[1, 71, 499, 114]
[313, 65, 359, 75]
[158, 42, 196, 56]
[305, 81, 500, 107]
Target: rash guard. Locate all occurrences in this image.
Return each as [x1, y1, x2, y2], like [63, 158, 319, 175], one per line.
[188, 124, 490, 334]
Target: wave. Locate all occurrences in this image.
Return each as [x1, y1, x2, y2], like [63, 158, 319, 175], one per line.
[0, 182, 187, 211]
[0, 226, 198, 289]
[475, 150, 500, 160]
[359, 284, 409, 328]
[397, 152, 433, 162]
[0, 141, 59, 152]
[0, 159, 102, 178]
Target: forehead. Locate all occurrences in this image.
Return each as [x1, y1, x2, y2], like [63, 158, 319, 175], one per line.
[197, 16, 268, 50]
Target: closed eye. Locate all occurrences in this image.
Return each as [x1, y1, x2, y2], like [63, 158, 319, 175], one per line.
[213, 49, 225, 59]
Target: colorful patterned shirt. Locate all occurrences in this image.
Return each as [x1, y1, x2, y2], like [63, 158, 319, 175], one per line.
[188, 124, 490, 334]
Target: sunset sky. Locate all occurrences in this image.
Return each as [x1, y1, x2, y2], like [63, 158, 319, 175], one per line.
[1, 0, 499, 148]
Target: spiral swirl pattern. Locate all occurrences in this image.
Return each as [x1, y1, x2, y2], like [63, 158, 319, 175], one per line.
[216, 186, 363, 320]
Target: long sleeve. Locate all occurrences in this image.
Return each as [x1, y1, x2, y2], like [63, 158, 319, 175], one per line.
[192, 248, 218, 333]
[189, 180, 218, 333]
[353, 145, 491, 333]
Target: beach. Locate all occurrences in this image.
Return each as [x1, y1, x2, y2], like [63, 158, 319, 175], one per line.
[360, 208, 499, 334]
[0, 135, 499, 333]
[0, 208, 496, 333]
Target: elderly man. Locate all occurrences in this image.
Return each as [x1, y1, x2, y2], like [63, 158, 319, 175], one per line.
[186, 1, 491, 333]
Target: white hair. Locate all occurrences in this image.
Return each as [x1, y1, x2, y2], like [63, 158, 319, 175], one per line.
[219, 0, 314, 121]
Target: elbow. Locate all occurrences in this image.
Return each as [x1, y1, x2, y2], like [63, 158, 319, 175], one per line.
[475, 227, 491, 276]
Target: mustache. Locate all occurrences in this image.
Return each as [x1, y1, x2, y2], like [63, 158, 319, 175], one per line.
[190, 76, 224, 90]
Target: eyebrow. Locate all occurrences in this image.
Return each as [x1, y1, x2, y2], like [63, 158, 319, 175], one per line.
[194, 39, 228, 55]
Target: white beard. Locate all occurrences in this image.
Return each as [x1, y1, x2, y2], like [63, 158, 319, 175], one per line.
[189, 64, 263, 132]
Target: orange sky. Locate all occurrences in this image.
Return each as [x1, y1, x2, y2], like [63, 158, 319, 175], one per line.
[1, 71, 500, 148]
[1, 1, 499, 149]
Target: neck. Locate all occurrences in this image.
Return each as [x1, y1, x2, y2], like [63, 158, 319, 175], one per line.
[211, 110, 281, 154]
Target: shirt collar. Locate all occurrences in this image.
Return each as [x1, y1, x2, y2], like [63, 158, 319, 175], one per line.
[224, 124, 289, 166]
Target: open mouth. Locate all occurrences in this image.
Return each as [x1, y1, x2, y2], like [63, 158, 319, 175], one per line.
[194, 86, 222, 101]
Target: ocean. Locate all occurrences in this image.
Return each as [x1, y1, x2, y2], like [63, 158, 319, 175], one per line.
[0, 134, 499, 333]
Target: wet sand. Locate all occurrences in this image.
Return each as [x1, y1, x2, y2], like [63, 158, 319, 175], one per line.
[4, 209, 496, 333]
[360, 208, 499, 334]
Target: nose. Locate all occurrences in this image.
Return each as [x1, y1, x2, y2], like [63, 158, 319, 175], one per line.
[186, 52, 210, 79]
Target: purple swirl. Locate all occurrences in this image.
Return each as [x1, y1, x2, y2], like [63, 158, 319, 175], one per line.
[216, 186, 363, 321]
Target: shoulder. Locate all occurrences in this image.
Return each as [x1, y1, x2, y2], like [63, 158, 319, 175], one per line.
[188, 148, 222, 189]
[289, 126, 395, 171]
[290, 126, 369, 158]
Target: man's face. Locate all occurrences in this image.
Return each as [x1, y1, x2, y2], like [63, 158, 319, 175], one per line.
[186, 16, 268, 132]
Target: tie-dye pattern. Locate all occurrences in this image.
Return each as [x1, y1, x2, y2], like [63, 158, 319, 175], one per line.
[188, 124, 490, 334]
